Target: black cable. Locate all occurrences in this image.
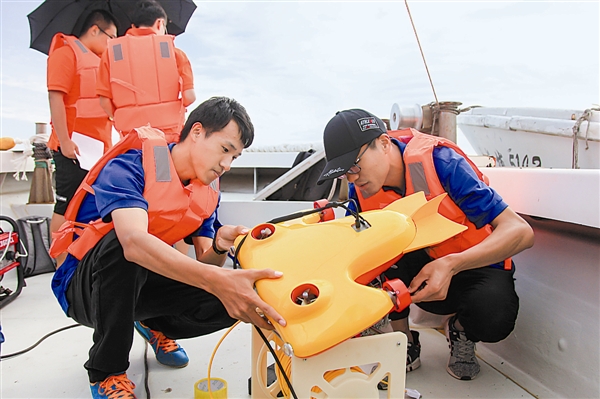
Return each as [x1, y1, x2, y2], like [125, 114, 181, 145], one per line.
[266, 199, 370, 232]
[240, 200, 370, 399]
[0, 323, 82, 360]
[341, 198, 371, 231]
[254, 326, 298, 399]
[266, 200, 347, 224]
[143, 341, 151, 399]
[2, 322, 152, 399]
[232, 234, 248, 270]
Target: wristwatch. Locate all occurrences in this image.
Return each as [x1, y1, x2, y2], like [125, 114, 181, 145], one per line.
[212, 238, 228, 255]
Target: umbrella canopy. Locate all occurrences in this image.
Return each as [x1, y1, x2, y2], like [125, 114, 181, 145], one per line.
[28, 0, 197, 55]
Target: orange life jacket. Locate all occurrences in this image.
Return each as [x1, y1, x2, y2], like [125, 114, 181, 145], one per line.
[107, 34, 184, 142]
[49, 33, 110, 145]
[49, 126, 219, 261]
[49, 34, 106, 120]
[356, 128, 510, 269]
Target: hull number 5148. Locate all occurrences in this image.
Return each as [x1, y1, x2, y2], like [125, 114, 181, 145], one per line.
[509, 153, 542, 167]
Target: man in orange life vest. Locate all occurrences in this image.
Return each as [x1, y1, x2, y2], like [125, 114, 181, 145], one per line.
[96, 0, 196, 143]
[317, 109, 534, 382]
[50, 97, 285, 399]
[47, 10, 117, 266]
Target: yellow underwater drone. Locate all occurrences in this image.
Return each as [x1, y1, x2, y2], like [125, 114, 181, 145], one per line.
[235, 191, 466, 358]
[233, 192, 467, 398]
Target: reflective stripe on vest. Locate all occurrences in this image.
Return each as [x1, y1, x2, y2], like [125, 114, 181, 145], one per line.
[50, 126, 219, 261]
[108, 34, 184, 138]
[357, 128, 510, 269]
[49, 34, 107, 120]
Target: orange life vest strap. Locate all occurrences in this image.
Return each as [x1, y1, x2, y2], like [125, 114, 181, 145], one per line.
[66, 220, 115, 261]
[49, 220, 88, 259]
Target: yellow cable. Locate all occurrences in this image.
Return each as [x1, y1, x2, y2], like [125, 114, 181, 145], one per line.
[207, 320, 241, 399]
[206, 321, 367, 399]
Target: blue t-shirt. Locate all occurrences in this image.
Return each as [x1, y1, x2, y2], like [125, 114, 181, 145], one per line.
[348, 139, 507, 268]
[52, 145, 219, 314]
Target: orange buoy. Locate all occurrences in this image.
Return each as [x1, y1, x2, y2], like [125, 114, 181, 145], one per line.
[0, 137, 16, 151]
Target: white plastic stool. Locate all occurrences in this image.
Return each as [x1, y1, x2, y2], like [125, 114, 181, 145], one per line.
[251, 329, 407, 399]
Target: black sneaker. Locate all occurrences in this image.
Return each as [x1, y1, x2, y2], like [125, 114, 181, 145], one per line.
[445, 317, 480, 380]
[378, 330, 421, 390]
[406, 330, 422, 372]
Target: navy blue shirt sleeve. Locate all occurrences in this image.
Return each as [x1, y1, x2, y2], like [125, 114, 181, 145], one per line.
[197, 211, 217, 238]
[195, 194, 221, 239]
[346, 184, 359, 216]
[92, 149, 148, 223]
[433, 146, 507, 228]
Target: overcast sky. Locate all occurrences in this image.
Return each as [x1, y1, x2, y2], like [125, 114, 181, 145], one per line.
[1, 1, 598, 150]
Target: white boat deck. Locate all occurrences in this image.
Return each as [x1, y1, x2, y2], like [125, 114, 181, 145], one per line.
[1, 270, 535, 399]
[1, 150, 598, 399]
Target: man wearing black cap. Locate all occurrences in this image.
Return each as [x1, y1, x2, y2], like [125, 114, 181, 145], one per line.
[318, 109, 534, 382]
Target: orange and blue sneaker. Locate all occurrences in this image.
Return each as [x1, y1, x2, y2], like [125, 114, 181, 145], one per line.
[90, 373, 136, 399]
[133, 321, 189, 368]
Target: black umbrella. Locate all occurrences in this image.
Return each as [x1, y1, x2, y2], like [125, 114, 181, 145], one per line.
[28, 0, 197, 55]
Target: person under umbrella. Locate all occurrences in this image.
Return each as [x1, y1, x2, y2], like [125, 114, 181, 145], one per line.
[96, 0, 197, 257]
[97, 0, 196, 143]
[47, 10, 118, 267]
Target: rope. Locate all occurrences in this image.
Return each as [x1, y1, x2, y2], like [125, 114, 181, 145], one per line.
[458, 105, 482, 113]
[404, 0, 438, 106]
[10, 138, 31, 181]
[571, 107, 599, 169]
[30, 133, 50, 145]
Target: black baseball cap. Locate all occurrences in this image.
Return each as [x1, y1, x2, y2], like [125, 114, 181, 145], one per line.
[317, 109, 387, 184]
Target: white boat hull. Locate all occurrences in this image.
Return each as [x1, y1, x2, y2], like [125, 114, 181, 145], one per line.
[483, 167, 600, 398]
[458, 107, 600, 169]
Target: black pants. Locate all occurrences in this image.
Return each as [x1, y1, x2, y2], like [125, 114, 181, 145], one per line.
[52, 149, 88, 215]
[384, 249, 519, 343]
[66, 230, 236, 383]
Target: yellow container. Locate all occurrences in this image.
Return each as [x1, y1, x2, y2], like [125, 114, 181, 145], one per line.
[194, 378, 227, 399]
